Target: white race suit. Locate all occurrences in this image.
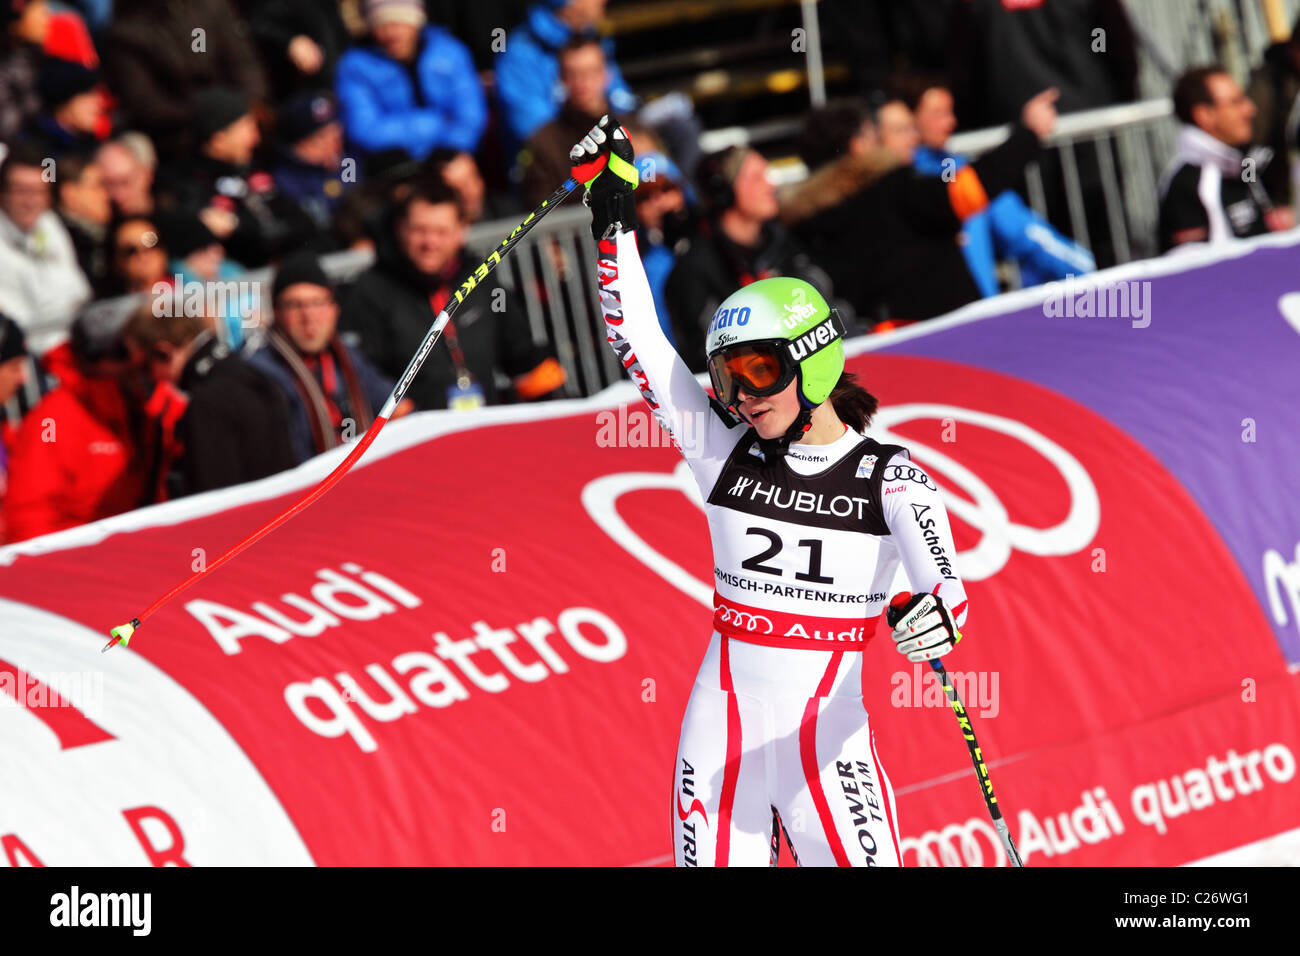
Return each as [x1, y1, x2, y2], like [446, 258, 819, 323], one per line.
[596, 229, 970, 866]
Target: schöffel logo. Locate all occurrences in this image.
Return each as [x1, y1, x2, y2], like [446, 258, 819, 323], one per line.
[910, 503, 956, 580]
[786, 316, 840, 362]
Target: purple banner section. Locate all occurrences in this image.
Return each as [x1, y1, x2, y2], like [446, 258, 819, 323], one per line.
[874, 237, 1300, 663]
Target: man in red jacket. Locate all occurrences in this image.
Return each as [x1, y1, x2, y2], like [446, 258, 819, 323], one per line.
[3, 314, 149, 543]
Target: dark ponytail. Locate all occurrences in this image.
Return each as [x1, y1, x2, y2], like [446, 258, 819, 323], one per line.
[828, 371, 878, 432]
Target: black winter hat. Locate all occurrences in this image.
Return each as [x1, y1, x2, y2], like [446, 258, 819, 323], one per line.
[272, 251, 332, 302]
[38, 58, 100, 108]
[0, 313, 28, 364]
[278, 90, 338, 145]
[192, 87, 252, 143]
[156, 209, 219, 259]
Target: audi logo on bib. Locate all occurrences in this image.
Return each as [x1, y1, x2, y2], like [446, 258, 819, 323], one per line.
[714, 603, 773, 634]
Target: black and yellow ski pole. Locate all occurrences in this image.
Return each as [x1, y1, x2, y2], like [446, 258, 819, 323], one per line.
[888, 594, 1025, 866]
[105, 176, 584, 652]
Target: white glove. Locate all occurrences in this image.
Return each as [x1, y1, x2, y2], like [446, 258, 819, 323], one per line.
[886, 591, 962, 663]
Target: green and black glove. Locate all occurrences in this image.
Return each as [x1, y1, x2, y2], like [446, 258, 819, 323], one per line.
[569, 114, 639, 241]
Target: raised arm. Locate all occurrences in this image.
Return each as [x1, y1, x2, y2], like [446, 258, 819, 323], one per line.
[576, 117, 741, 485]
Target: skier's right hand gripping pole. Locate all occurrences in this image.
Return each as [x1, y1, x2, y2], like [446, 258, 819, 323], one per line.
[888, 592, 1026, 867]
[569, 114, 639, 240]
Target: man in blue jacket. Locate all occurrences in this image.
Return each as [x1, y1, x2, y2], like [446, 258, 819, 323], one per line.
[336, 0, 487, 162]
[495, 0, 637, 146]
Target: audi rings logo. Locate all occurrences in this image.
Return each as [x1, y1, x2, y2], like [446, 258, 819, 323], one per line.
[901, 817, 1009, 867]
[714, 603, 774, 634]
[873, 404, 1100, 582]
[881, 464, 937, 491]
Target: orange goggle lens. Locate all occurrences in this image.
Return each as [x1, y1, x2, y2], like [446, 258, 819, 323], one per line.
[708, 344, 789, 403]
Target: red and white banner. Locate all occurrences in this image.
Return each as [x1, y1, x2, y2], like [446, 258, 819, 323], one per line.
[3, 239, 1299, 866]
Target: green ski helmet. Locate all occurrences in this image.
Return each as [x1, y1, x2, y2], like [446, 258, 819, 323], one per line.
[705, 277, 846, 423]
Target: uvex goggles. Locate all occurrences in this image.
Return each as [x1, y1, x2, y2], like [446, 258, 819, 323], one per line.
[707, 310, 845, 407]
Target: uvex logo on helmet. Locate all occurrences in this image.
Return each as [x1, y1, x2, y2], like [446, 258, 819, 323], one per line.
[786, 316, 841, 362]
[782, 300, 820, 329]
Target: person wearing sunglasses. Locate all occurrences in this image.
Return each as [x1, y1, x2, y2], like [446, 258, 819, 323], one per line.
[573, 117, 970, 867]
[106, 216, 170, 297]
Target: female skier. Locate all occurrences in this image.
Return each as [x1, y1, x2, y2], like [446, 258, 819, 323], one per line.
[572, 118, 970, 867]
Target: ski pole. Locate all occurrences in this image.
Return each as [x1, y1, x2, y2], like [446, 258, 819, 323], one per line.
[105, 177, 582, 652]
[927, 657, 1024, 866]
[887, 594, 1024, 866]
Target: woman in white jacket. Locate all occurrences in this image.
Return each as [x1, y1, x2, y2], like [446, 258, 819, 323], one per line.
[572, 118, 970, 866]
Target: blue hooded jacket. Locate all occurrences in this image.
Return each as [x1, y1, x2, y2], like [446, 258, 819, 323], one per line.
[495, 2, 638, 145]
[336, 25, 487, 160]
[914, 145, 1095, 294]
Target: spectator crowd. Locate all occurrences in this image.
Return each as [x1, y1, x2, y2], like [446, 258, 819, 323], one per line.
[0, 0, 1297, 543]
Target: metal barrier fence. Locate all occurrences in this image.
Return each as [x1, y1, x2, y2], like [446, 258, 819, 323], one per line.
[451, 99, 1185, 394]
[458, 207, 622, 399]
[294, 210, 620, 399]
[334, 97, 1182, 397]
[946, 98, 1180, 269]
[1126, 0, 1300, 97]
[716, 102, 1185, 263]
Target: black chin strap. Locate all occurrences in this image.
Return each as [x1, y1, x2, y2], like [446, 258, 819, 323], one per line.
[755, 404, 814, 458]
